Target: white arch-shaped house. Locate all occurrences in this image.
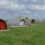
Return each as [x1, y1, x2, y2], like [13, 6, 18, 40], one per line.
[7, 19, 31, 26]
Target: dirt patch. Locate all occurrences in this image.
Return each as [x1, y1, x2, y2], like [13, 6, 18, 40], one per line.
[11, 26, 28, 27]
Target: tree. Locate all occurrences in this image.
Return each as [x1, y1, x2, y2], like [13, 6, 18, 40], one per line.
[4, 20, 8, 23]
[25, 16, 29, 20]
[18, 16, 23, 19]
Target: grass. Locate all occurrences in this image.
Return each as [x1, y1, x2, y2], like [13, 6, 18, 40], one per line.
[0, 22, 45, 45]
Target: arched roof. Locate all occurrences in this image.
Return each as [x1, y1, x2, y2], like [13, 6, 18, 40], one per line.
[0, 19, 6, 24]
[0, 19, 7, 30]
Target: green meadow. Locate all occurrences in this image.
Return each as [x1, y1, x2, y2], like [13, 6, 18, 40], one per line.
[0, 23, 45, 45]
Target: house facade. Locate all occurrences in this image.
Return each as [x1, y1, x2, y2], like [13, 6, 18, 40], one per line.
[7, 19, 35, 26]
[0, 19, 7, 30]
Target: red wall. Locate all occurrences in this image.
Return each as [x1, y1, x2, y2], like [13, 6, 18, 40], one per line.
[0, 19, 7, 30]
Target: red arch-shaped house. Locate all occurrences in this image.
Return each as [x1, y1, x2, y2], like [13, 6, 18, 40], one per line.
[0, 19, 7, 30]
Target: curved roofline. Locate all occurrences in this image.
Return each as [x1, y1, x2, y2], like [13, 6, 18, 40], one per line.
[0, 19, 7, 29]
[0, 19, 6, 24]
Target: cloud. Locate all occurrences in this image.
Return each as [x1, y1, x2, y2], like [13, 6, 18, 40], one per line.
[27, 4, 45, 10]
[24, 10, 30, 14]
[0, 0, 25, 10]
[0, 0, 45, 10]
[31, 0, 45, 2]
[21, 0, 45, 4]
[31, 0, 37, 2]
[0, 0, 8, 5]
[0, 0, 45, 20]
[32, 5, 45, 10]
[34, 15, 41, 17]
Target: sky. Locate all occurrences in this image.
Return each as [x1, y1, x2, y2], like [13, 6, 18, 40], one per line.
[0, 0, 45, 20]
